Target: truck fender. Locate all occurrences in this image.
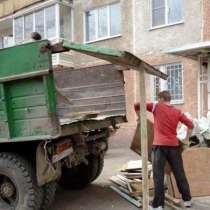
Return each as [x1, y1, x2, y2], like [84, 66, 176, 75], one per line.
[36, 142, 61, 186]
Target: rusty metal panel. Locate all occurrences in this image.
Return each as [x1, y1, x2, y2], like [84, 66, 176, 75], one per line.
[54, 64, 127, 121]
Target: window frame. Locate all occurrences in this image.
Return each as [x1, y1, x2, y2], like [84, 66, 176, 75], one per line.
[13, 2, 73, 44]
[150, 0, 184, 29]
[84, 2, 122, 43]
[151, 62, 184, 105]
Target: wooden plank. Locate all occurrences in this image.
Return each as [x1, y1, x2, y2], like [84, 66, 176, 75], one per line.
[110, 186, 142, 208]
[139, 68, 149, 210]
[130, 120, 154, 161]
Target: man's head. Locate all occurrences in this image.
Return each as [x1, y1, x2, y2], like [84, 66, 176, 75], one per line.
[31, 32, 42, 41]
[158, 90, 171, 103]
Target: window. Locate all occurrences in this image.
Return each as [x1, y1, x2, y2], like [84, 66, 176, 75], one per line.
[0, 36, 13, 49]
[14, 4, 72, 44]
[152, 0, 183, 27]
[152, 63, 183, 103]
[110, 3, 121, 36]
[85, 3, 121, 42]
[86, 10, 97, 42]
[24, 14, 33, 40]
[98, 7, 108, 38]
[2, 36, 13, 48]
[45, 6, 56, 38]
[14, 17, 24, 43]
[35, 10, 44, 37]
[60, 5, 72, 40]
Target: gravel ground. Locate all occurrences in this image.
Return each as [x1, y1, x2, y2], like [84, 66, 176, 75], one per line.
[51, 126, 210, 210]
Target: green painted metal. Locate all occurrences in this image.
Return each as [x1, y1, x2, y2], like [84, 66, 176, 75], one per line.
[0, 40, 51, 79]
[62, 40, 125, 57]
[0, 40, 59, 142]
[61, 40, 167, 80]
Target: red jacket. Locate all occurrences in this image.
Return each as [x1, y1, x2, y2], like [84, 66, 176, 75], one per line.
[135, 102, 194, 146]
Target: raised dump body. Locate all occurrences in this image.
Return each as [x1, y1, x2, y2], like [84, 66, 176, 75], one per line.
[0, 40, 126, 142]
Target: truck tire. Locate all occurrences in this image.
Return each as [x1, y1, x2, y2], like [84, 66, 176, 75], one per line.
[59, 154, 104, 190]
[0, 153, 43, 210]
[91, 154, 104, 182]
[41, 182, 57, 210]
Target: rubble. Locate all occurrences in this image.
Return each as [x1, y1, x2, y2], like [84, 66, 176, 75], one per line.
[110, 160, 153, 207]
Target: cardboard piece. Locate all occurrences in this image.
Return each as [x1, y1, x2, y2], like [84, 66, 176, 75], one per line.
[130, 120, 154, 161]
[170, 148, 210, 198]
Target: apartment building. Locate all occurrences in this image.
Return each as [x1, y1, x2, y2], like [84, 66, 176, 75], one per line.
[0, 0, 209, 124]
[133, 0, 209, 119]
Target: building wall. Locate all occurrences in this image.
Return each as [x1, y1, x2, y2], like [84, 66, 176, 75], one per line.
[0, 0, 43, 17]
[134, 0, 203, 56]
[133, 0, 203, 118]
[203, 0, 210, 41]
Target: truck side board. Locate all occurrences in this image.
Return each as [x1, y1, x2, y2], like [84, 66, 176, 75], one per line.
[0, 40, 59, 142]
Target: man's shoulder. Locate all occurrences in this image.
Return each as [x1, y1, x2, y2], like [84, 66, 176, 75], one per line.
[157, 103, 181, 114]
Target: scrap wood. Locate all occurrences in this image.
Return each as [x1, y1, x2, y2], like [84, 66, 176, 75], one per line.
[165, 200, 182, 210]
[110, 185, 142, 208]
[110, 176, 128, 189]
[165, 194, 181, 206]
[120, 160, 152, 172]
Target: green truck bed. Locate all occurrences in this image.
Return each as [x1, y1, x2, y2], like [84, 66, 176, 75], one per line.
[0, 40, 127, 142]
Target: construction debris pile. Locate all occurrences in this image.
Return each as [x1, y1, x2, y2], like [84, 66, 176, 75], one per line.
[177, 113, 210, 147]
[110, 160, 153, 207]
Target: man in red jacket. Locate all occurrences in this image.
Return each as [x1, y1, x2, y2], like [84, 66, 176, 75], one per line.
[136, 91, 194, 210]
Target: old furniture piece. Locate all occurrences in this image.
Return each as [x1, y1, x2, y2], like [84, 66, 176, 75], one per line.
[0, 39, 167, 210]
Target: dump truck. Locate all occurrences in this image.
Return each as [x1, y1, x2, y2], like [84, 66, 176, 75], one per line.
[0, 39, 166, 210]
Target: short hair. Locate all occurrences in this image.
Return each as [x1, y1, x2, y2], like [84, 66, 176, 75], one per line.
[31, 32, 42, 40]
[158, 90, 171, 102]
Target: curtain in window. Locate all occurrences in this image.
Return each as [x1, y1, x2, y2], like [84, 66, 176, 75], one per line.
[24, 14, 33, 40]
[14, 17, 24, 43]
[98, 7, 108, 38]
[166, 63, 183, 101]
[35, 10, 44, 38]
[60, 5, 72, 40]
[110, 3, 121, 36]
[0, 38, 3, 49]
[152, 0, 165, 27]
[86, 10, 96, 42]
[45, 6, 56, 38]
[152, 63, 183, 102]
[168, 0, 182, 23]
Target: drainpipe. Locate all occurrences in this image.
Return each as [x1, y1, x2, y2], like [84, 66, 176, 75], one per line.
[198, 56, 201, 118]
[207, 57, 210, 112]
[132, 0, 138, 103]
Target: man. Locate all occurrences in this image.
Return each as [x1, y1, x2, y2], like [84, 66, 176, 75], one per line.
[135, 91, 194, 210]
[31, 32, 42, 41]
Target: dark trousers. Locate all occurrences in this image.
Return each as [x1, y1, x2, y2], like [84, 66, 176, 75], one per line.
[152, 146, 191, 208]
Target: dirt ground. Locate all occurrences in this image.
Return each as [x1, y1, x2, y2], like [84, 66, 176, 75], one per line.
[51, 126, 210, 210]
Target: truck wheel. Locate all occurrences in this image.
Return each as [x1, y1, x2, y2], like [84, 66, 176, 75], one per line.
[59, 154, 104, 190]
[41, 182, 57, 210]
[91, 154, 104, 182]
[0, 153, 43, 210]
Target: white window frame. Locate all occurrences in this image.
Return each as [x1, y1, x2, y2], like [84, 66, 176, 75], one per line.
[13, 1, 73, 44]
[151, 62, 184, 104]
[150, 0, 184, 30]
[84, 2, 121, 43]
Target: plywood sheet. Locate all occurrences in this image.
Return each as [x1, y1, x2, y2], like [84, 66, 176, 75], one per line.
[170, 148, 210, 198]
[130, 120, 154, 161]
